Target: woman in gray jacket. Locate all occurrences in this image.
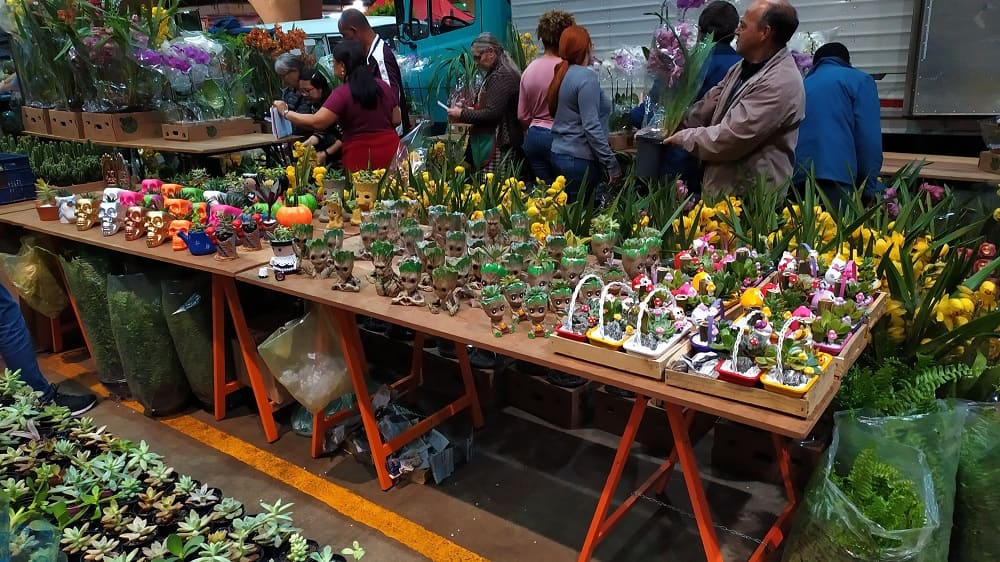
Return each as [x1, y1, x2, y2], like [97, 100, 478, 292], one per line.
[546, 25, 621, 202]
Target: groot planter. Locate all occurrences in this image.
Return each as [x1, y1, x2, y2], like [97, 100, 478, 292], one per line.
[351, 181, 378, 225]
[429, 266, 459, 316]
[370, 240, 401, 297]
[331, 250, 360, 292]
[591, 231, 617, 267]
[393, 258, 425, 305]
[480, 284, 512, 337]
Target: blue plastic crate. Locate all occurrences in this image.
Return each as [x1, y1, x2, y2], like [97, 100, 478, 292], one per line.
[0, 153, 35, 205]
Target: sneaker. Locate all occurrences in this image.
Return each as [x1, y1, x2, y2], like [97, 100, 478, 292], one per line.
[53, 391, 98, 416]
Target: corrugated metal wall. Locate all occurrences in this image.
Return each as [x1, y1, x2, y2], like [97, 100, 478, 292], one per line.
[511, 0, 915, 102]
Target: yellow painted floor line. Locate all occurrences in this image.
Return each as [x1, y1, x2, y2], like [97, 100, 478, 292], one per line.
[43, 354, 489, 562]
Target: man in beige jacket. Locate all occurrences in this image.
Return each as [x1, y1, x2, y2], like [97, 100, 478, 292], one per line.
[665, 0, 805, 200]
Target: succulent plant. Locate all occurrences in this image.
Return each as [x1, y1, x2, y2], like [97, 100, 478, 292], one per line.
[186, 483, 220, 507]
[84, 535, 120, 560]
[121, 515, 157, 545]
[61, 523, 95, 555]
[211, 496, 244, 522]
[141, 539, 171, 560]
[174, 474, 198, 495]
[177, 509, 212, 538]
[154, 494, 184, 525]
[288, 532, 309, 562]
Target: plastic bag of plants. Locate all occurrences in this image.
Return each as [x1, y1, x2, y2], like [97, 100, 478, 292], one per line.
[782, 417, 939, 561]
[0, 238, 67, 319]
[953, 402, 1000, 560]
[107, 273, 190, 415]
[58, 251, 126, 388]
[827, 402, 964, 562]
[161, 277, 214, 407]
[258, 306, 351, 414]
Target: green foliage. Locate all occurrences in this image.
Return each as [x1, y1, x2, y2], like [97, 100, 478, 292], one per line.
[838, 355, 986, 415]
[954, 405, 1000, 560]
[831, 448, 925, 540]
[0, 135, 104, 186]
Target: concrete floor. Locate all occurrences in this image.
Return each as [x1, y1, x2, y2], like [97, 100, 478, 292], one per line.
[30, 344, 790, 562]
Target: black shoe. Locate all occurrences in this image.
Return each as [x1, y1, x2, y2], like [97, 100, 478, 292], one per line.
[53, 391, 97, 416]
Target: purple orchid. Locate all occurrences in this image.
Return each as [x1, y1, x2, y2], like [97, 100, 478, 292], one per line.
[163, 54, 191, 72]
[677, 0, 706, 8]
[136, 49, 163, 66]
[791, 50, 813, 76]
[919, 182, 945, 202]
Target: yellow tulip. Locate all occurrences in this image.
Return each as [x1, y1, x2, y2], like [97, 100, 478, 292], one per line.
[454, 165, 465, 175]
[526, 205, 540, 217]
[471, 210, 484, 220]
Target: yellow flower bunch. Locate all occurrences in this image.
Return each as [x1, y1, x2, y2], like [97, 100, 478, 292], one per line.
[530, 222, 550, 243]
[312, 166, 327, 186]
[470, 210, 484, 221]
[520, 32, 539, 60]
[285, 165, 296, 188]
[291, 141, 306, 161]
[933, 287, 976, 331]
[150, 6, 172, 45]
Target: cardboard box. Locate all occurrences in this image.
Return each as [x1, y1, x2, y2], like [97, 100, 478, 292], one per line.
[593, 385, 716, 454]
[711, 418, 830, 488]
[21, 106, 51, 135]
[505, 369, 593, 428]
[978, 150, 1000, 175]
[48, 110, 84, 139]
[82, 111, 162, 142]
[161, 118, 260, 142]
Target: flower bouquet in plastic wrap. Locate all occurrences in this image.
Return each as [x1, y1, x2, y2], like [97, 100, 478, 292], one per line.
[636, 7, 715, 142]
[788, 28, 838, 76]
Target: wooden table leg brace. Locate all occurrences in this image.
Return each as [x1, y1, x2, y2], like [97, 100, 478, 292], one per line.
[211, 274, 282, 443]
[321, 307, 485, 490]
[578, 396, 799, 562]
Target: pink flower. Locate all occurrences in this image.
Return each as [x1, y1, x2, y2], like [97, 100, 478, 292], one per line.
[918, 182, 945, 202]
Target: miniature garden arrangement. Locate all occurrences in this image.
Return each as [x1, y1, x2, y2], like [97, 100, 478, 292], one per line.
[0, 368, 360, 562]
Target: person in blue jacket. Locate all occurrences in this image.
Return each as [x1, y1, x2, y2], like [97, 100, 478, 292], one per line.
[794, 42, 882, 209]
[631, 1, 742, 190]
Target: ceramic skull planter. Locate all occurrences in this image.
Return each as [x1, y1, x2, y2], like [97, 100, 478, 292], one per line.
[98, 199, 124, 236]
[75, 197, 99, 231]
[145, 211, 173, 248]
[169, 220, 192, 251]
[123, 206, 148, 241]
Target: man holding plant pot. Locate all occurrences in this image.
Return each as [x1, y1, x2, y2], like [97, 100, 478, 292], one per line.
[663, 0, 804, 201]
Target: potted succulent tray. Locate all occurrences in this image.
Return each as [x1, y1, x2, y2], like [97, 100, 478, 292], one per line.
[555, 274, 604, 342]
[585, 281, 634, 350]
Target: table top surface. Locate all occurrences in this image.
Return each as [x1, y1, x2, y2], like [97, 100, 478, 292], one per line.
[880, 152, 998, 184]
[236, 254, 835, 440]
[0, 208, 272, 277]
[24, 131, 296, 155]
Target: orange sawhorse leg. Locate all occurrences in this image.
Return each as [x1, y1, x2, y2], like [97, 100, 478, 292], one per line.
[55, 265, 94, 359]
[665, 402, 723, 562]
[310, 332, 428, 458]
[211, 275, 281, 443]
[578, 397, 695, 561]
[748, 434, 799, 561]
[329, 307, 484, 490]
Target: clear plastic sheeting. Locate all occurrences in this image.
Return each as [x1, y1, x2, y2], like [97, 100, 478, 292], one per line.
[258, 306, 351, 414]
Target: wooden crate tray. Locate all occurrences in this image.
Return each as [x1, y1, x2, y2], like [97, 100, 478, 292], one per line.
[661, 292, 887, 418]
[550, 335, 674, 380]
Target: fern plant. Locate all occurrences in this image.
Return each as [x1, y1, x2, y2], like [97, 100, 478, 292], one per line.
[832, 448, 925, 544]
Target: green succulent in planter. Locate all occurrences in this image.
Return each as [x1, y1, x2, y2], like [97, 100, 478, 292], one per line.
[211, 496, 244, 522]
[144, 464, 176, 488]
[141, 539, 171, 560]
[310, 545, 341, 562]
[125, 440, 163, 472]
[138, 486, 163, 513]
[811, 309, 853, 344]
[288, 532, 309, 562]
[120, 516, 156, 545]
[154, 494, 184, 525]
[174, 474, 198, 495]
[254, 499, 300, 548]
[106, 550, 141, 562]
[195, 540, 232, 562]
[1, 476, 31, 504]
[61, 522, 95, 556]
[187, 483, 220, 510]
[177, 510, 213, 538]
[101, 498, 130, 533]
[85, 535, 121, 560]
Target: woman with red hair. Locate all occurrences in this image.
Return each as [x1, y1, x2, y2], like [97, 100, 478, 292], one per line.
[547, 25, 621, 202]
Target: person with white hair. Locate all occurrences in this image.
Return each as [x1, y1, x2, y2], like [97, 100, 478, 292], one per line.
[274, 52, 311, 116]
[446, 32, 523, 171]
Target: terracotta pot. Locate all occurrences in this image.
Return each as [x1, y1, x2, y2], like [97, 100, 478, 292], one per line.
[36, 203, 59, 221]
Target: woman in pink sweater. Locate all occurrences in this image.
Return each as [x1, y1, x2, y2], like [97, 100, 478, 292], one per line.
[517, 10, 575, 183]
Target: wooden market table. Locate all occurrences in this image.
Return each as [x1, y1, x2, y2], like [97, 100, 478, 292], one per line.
[880, 151, 999, 184]
[0, 206, 841, 560]
[236, 247, 840, 561]
[23, 131, 298, 156]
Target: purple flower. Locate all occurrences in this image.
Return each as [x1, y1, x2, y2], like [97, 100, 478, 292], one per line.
[164, 55, 191, 72]
[919, 182, 945, 202]
[676, 179, 689, 199]
[136, 49, 163, 66]
[883, 186, 897, 200]
[183, 46, 212, 65]
[677, 0, 706, 9]
[886, 201, 900, 218]
[791, 50, 813, 76]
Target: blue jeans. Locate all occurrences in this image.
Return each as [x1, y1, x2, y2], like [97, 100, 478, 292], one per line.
[0, 283, 53, 400]
[522, 126, 556, 184]
[551, 151, 603, 203]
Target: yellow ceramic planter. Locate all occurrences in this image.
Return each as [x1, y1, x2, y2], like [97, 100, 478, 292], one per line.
[586, 326, 628, 350]
[761, 372, 818, 397]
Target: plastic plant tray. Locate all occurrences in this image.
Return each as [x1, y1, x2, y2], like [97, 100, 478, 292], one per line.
[555, 323, 589, 342]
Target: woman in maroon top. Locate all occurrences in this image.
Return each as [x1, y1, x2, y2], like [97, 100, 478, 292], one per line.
[273, 40, 401, 172]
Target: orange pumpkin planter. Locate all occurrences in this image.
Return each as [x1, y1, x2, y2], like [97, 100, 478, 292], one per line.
[276, 196, 313, 227]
